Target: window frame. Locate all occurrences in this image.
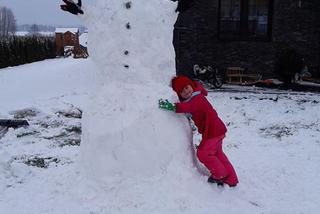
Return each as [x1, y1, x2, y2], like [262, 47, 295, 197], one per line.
[217, 0, 274, 42]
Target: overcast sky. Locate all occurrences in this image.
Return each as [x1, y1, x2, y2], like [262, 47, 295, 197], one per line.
[0, 0, 82, 26]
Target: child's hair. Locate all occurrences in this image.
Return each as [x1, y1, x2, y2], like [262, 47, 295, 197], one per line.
[171, 75, 196, 94]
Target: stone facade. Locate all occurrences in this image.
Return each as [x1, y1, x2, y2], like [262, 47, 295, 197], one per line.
[173, 0, 320, 78]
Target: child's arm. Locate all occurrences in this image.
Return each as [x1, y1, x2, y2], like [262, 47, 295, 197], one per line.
[194, 81, 208, 96]
[175, 102, 192, 113]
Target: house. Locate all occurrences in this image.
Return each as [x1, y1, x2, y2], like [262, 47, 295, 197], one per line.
[173, 0, 320, 79]
[55, 28, 81, 57]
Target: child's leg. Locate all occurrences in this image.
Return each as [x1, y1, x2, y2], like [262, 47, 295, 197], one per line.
[215, 148, 239, 186]
[196, 138, 229, 180]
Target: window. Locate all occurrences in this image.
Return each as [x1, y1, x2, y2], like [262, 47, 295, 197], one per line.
[218, 0, 273, 41]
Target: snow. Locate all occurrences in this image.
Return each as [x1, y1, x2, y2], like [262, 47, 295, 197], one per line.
[1, 0, 320, 213]
[15, 31, 55, 37]
[298, 80, 320, 87]
[79, 0, 187, 190]
[1, 58, 320, 213]
[55, 28, 79, 34]
[79, 32, 88, 47]
[81, 0, 177, 84]
[0, 58, 97, 112]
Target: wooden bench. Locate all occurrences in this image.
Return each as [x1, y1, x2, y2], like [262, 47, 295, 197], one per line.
[226, 67, 245, 83]
[226, 67, 262, 84]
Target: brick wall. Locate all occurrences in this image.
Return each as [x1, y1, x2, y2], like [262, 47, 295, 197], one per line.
[173, 0, 320, 78]
[55, 32, 80, 57]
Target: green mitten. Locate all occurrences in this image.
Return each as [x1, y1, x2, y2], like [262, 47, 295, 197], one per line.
[158, 99, 176, 112]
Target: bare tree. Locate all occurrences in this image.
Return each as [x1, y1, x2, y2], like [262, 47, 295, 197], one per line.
[29, 24, 39, 35]
[0, 7, 16, 38]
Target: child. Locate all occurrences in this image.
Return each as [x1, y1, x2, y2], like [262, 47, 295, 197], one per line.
[159, 75, 238, 187]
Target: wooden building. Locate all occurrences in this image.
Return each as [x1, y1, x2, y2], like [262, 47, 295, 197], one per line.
[173, 0, 320, 79]
[55, 28, 81, 57]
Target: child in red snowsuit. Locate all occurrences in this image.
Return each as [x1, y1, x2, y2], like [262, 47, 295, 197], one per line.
[159, 76, 238, 187]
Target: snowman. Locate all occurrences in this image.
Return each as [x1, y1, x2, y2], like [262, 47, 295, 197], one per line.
[61, 0, 195, 187]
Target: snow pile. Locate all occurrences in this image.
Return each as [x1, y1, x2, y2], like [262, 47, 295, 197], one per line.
[1, 59, 320, 213]
[80, 0, 198, 186]
[0, 150, 11, 189]
[81, 82, 195, 182]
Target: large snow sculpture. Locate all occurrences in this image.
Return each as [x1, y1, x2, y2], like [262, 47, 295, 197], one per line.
[82, 0, 177, 84]
[80, 0, 193, 184]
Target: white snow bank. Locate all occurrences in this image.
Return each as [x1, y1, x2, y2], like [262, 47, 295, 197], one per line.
[1, 59, 320, 213]
[0, 150, 12, 189]
[0, 58, 97, 112]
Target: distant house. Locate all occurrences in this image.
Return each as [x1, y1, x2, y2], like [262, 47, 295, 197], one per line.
[55, 28, 83, 58]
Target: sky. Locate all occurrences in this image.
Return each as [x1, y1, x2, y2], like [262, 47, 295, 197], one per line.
[0, 0, 82, 26]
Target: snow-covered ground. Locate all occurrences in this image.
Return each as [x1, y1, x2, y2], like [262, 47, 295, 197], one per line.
[15, 31, 55, 37]
[1, 58, 320, 213]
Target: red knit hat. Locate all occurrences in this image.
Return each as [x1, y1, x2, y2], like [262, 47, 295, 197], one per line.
[171, 76, 196, 94]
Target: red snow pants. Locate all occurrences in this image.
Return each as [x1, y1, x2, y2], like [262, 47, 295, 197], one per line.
[196, 135, 239, 186]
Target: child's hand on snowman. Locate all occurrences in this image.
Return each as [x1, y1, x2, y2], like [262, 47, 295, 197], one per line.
[158, 99, 176, 112]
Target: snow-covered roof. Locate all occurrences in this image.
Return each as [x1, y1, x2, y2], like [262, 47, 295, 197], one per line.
[55, 28, 79, 34]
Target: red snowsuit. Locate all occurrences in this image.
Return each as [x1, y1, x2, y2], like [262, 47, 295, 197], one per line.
[175, 82, 238, 186]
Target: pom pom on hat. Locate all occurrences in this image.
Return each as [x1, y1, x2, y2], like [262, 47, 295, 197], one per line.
[171, 76, 196, 94]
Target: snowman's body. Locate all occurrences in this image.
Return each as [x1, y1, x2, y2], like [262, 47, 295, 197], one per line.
[80, 0, 194, 184]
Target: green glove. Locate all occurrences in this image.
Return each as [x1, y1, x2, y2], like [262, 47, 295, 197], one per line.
[158, 99, 176, 112]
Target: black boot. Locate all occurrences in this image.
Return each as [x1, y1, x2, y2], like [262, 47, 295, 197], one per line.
[207, 176, 224, 186]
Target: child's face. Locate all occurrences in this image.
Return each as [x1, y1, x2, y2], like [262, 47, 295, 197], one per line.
[180, 85, 193, 100]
